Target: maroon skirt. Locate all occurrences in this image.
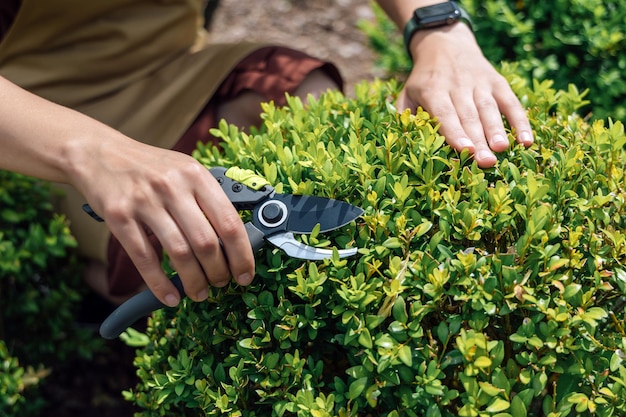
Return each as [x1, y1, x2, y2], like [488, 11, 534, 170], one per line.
[106, 46, 343, 296]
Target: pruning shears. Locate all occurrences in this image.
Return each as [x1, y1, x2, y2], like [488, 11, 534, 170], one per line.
[84, 166, 363, 339]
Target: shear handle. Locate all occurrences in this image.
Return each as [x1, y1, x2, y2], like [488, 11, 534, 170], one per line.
[99, 222, 266, 339]
[209, 166, 273, 209]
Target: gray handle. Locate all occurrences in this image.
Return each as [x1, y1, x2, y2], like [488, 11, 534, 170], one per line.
[99, 274, 185, 339]
[99, 222, 266, 339]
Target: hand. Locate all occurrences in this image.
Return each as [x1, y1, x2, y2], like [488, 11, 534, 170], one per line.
[70, 136, 256, 307]
[397, 22, 534, 168]
[0, 76, 254, 307]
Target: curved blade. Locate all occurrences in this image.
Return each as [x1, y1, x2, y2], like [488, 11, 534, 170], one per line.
[271, 194, 363, 234]
[267, 232, 358, 260]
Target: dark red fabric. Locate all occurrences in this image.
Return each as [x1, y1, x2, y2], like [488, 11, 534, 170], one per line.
[106, 46, 343, 296]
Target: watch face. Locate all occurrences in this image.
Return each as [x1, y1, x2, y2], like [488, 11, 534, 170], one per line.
[414, 2, 461, 27]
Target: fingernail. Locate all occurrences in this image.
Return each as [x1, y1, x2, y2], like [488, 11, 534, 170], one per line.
[237, 273, 253, 286]
[458, 137, 473, 149]
[196, 288, 209, 302]
[478, 150, 495, 162]
[519, 131, 533, 145]
[165, 293, 180, 307]
[492, 134, 508, 147]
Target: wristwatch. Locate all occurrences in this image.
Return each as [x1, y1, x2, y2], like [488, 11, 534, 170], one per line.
[403, 1, 472, 56]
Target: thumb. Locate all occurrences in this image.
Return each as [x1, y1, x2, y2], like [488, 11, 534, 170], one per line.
[396, 88, 413, 113]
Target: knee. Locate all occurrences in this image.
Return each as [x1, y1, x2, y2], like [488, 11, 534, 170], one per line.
[216, 68, 340, 132]
[215, 90, 265, 131]
[294, 69, 341, 100]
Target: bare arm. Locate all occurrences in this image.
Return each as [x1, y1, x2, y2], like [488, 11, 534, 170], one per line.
[375, 0, 442, 27]
[0, 75, 255, 305]
[375, 0, 533, 168]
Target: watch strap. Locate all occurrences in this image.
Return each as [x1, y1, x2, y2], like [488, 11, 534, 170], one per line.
[403, 1, 473, 57]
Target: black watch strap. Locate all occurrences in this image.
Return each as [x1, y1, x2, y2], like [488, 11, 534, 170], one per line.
[403, 1, 472, 57]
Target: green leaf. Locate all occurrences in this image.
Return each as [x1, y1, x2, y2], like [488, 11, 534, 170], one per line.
[584, 307, 608, 321]
[120, 328, 150, 347]
[479, 382, 503, 396]
[358, 328, 373, 349]
[510, 395, 527, 417]
[610, 351, 623, 372]
[398, 345, 412, 366]
[474, 356, 492, 369]
[486, 398, 510, 413]
[437, 322, 449, 344]
[383, 237, 404, 249]
[392, 296, 408, 323]
[348, 377, 368, 400]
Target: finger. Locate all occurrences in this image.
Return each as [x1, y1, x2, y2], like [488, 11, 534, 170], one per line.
[109, 219, 181, 307]
[472, 89, 510, 153]
[148, 209, 224, 301]
[166, 200, 232, 291]
[414, 88, 476, 153]
[448, 91, 497, 168]
[402, 83, 497, 167]
[396, 89, 414, 113]
[196, 176, 255, 287]
[493, 79, 534, 147]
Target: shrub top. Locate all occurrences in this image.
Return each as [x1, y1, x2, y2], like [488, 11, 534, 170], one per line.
[127, 74, 626, 417]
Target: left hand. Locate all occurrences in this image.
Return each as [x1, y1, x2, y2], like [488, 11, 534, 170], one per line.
[397, 22, 534, 168]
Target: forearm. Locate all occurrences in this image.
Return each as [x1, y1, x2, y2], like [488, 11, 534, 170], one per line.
[375, 0, 443, 29]
[0, 75, 125, 185]
[376, 0, 477, 60]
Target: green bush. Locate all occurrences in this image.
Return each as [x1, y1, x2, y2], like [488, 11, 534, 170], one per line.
[0, 340, 47, 416]
[359, 0, 626, 122]
[0, 171, 99, 415]
[125, 73, 626, 416]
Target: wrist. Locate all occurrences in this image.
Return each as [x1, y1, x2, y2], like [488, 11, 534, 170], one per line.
[407, 19, 475, 61]
[61, 121, 131, 192]
[403, 1, 473, 59]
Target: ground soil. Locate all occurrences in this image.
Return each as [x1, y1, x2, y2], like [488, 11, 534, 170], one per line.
[39, 1, 381, 416]
[209, 0, 383, 96]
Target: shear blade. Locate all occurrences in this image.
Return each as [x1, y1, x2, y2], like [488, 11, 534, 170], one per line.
[267, 232, 358, 261]
[270, 194, 364, 234]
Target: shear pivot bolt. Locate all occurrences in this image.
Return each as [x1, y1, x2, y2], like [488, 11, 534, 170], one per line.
[257, 200, 289, 228]
[262, 203, 283, 224]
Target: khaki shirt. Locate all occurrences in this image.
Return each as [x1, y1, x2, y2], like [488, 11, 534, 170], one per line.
[0, 0, 261, 262]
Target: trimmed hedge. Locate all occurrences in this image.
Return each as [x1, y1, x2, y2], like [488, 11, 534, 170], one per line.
[124, 72, 626, 416]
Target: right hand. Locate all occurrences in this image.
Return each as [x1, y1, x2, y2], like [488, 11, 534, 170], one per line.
[0, 75, 254, 307]
[69, 135, 256, 307]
